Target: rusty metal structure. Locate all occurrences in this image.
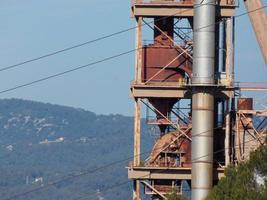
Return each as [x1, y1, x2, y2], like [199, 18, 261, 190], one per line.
[128, 0, 267, 200]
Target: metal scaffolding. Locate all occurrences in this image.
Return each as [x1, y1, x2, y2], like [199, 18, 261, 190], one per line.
[128, 0, 267, 200]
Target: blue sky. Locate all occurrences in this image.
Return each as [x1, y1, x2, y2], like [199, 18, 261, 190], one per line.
[0, 0, 266, 116]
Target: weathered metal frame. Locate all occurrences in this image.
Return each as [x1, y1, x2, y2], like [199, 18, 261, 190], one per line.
[141, 99, 192, 141]
[235, 109, 267, 162]
[128, 166, 225, 180]
[129, 0, 239, 199]
[132, 2, 236, 17]
[140, 181, 167, 200]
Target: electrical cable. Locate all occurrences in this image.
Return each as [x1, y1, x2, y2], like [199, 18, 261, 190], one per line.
[0, 5, 265, 95]
[0, 48, 140, 95]
[0, 2, 208, 73]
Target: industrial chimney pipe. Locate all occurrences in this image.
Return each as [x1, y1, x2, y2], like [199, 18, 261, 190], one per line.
[191, 0, 216, 199]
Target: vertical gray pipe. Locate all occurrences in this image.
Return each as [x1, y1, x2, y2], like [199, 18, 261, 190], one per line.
[192, 0, 216, 200]
[192, 0, 216, 85]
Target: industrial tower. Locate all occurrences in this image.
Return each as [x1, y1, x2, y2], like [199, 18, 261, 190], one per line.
[128, 0, 267, 200]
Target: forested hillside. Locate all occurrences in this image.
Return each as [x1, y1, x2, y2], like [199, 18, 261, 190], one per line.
[0, 99, 154, 200]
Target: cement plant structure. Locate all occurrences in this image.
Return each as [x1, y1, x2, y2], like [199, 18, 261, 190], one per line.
[127, 0, 267, 200]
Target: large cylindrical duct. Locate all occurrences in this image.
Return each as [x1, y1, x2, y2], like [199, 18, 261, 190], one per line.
[191, 0, 216, 199]
[192, 0, 216, 85]
[191, 92, 214, 199]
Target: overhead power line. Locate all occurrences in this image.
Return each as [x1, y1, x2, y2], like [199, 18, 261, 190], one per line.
[0, 29, 135, 73]
[0, 48, 139, 95]
[0, 3, 202, 73]
[0, 5, 265, 95]
[0, 1, 237, 73]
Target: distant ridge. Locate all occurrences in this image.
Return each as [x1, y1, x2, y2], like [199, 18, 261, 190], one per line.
[0, 98, 153, 200]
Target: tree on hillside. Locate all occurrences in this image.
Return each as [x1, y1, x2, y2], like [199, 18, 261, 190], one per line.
[206, 141, 267, 200]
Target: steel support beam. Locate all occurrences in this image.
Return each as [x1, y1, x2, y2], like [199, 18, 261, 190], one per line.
[244, 0, 267, 64]
[225, 101, 231, 166]
[133, 98, 141, 200]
